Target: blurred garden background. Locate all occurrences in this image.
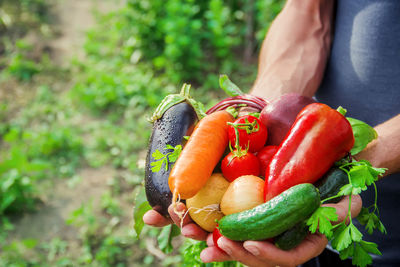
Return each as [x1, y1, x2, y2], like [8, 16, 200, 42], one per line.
[0, 0, 283, 266]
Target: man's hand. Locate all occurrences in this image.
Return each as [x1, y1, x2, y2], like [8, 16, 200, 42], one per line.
[200, 195, 362, 267]
[143, 202, 209, 241]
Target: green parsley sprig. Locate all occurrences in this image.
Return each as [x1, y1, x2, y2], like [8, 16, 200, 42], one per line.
[150, 144, 182, 172]
[306, 159, 386, 267]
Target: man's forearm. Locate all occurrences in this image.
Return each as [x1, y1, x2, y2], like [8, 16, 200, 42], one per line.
[251, 0, 334, 100]
[356, 115, 400, 177]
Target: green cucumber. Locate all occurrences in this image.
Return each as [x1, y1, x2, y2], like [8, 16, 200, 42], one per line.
[274, 221, 309, 250]
[315, 167, 349, 203]
[274, 167, 349, 250]
[218, 183, 320, 241]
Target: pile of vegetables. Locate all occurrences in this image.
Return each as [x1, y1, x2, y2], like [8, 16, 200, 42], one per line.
[143, 76, 387, 267]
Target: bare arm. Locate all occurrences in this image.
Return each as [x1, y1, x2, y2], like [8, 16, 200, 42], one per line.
[251, 0, 334, 100]
[356, 114, 400, 177]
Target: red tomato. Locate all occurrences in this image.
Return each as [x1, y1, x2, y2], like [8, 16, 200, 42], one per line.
[228, 115, 268, 153]
[257, 146, 279, 177]
[221, 150, 260, 182]
[213, 227, 224, 251]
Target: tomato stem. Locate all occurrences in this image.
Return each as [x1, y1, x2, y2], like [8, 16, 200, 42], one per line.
[227, 121, 248, 159]
[230, 119, 260, 134]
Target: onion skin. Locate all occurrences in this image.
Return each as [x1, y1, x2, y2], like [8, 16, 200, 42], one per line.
[220, 175, 264, 215]
[186, 173, 230, 232]
[206, 94, 268, 114]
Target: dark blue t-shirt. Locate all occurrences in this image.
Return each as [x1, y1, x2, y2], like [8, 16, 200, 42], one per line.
[316, 0, 400, 266]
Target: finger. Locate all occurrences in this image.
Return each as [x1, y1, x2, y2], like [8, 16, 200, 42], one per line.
[143, 210, 172, 227]
[244, 233, 328, 267]
[168, 202, 192, 227]
[217, 237, 272, 267]
[324, 194, 362, 224]
[200, 247, 231, 263]
[181, 223, 209, 241]
[207, 233, 214, 247]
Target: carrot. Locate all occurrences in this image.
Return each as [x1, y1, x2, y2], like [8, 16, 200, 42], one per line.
[169, 110, 234, 202]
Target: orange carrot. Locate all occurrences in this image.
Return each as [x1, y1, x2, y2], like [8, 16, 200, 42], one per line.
[169, 110, 234, 201]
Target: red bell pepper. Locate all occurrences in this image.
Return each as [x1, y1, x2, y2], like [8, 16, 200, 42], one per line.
[264, 103, 354, 201]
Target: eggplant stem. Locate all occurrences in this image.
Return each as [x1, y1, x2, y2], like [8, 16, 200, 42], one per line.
[180, 83, 191, 98]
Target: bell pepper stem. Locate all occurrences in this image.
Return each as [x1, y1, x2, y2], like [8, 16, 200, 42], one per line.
[337, 106, 347, 116]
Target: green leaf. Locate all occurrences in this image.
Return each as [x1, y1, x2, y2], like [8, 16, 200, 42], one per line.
[367, 166, 386, 180]
[150, 160, 163, 173]
[306, 206, 337, 237]
[358, 160, 372, 166]
[366, 213, 380, 235]
[349, 224, 363, 242]
[338, 184, 353, 196]
[348, 165, 374, 187]
[331, 223, 352, 251]
[167, 145, 182, 163]
[352, 187, 363, 195]
[133, 198, 152, 239]
[151, 144, 182, 172]
[346, 117, 377, 155]
[219, 74, 244, 96]
[26, 160, 50, 172]
[181, 240, 207, 266]
[152, 149, 165, 160]
[359, 240, 382, 256]
[0, 193, 16, 213]
[1, 171, 18, 192]
[356, 207, 370, 225]
[352, 242, 373, 267]
[22, 239, 38, 249]
[378, 220, 387, 234]
[356, 208, 386, 235]
[158, 224, 181, 254]
[339, 243, 354, 260]
[165, 144, 175, 150]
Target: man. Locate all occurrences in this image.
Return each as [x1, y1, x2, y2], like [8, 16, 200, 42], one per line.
[144, 0, 400, 266]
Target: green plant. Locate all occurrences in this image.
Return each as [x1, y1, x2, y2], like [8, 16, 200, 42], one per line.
[101, 191, 122, 217]
[40, 238, 68, 263]
[2, 40, 41, 81]
[0, 129, 51, 214]
[0, 169, 37, 214]
[0, 239, 42, 266]
[71, 0, 284, 117]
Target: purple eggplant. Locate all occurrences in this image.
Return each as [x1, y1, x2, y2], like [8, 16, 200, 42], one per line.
[145, 84, 202, 217]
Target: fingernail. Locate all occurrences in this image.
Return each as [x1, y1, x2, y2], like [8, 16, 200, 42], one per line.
[181, 227, 194, 238]
[181, 227, 189, 236]
[142, 211, 153, 224]
[217, 238, 232, 254]
[244, 244, 260, 256]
